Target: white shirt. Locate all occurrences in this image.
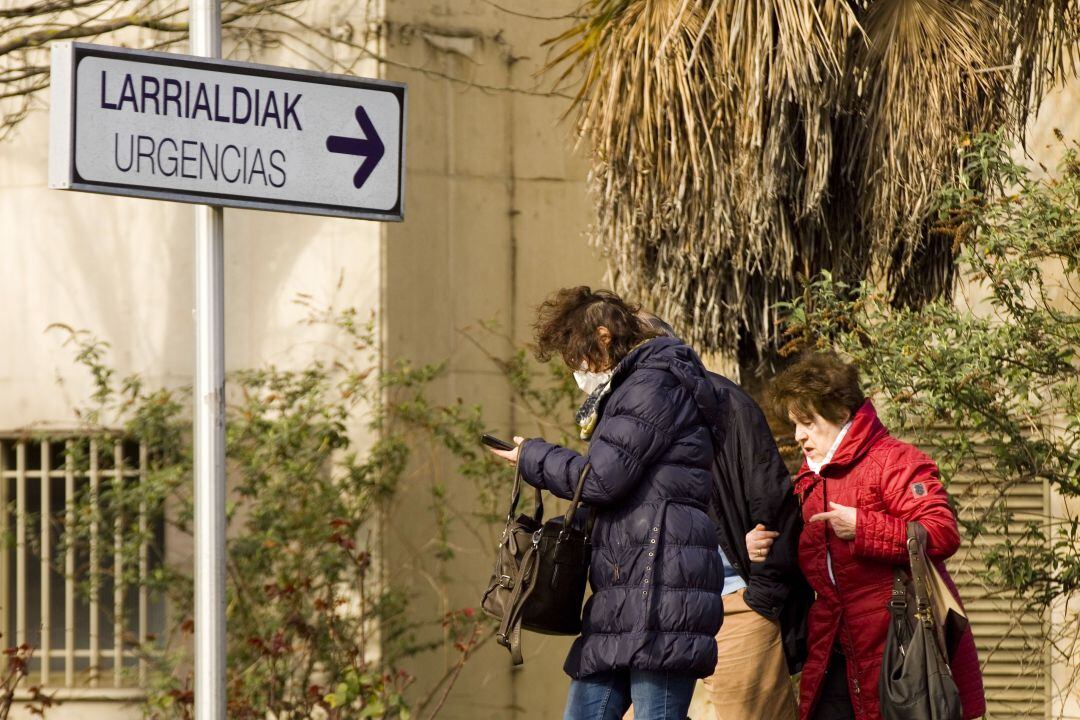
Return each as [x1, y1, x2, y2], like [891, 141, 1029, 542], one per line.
[806, 421, 852, 584]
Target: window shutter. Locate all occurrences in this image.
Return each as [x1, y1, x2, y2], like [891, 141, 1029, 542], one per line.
[950, 474, 1048, 720]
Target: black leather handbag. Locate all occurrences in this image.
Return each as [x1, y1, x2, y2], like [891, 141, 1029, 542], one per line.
[879, 522, 965, 720]
[480, 463, 593, 664]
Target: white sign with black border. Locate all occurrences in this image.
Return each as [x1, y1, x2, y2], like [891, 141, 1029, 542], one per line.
[50, 42, 406, 221]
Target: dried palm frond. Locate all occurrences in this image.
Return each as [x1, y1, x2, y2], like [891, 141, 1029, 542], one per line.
[572, 0, 729, 340]
[548, 0, 1079, 360]
[552, 0, 857, 355]
[1005, 0, 1080, 129]
[848, 0, 1010, 305]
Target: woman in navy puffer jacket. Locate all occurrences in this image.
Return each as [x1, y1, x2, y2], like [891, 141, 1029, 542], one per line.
[489, 287, 725, 720]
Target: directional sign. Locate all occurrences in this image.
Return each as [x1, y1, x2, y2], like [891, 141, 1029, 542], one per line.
[49, 42, 406, 221]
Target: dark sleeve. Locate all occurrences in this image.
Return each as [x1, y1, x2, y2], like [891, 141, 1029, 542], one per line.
[517, 372, 677, 506]
[736, 405, 803, 620]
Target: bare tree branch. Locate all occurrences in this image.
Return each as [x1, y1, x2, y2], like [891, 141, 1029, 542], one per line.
[0, 0, 574, 141]
[0, 0, 105, 21]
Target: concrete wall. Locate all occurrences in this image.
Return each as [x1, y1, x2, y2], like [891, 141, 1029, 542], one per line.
[379, 2, 604, 717]
[9, 0, 1075, 716]
[1, 2, 604, 717]
[0, 55, 382, 434]
[0, 14, 385, 718]
[1020, 79, 1080, 720]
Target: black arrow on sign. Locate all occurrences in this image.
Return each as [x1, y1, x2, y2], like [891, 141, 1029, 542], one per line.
[326, 105, 385, 190]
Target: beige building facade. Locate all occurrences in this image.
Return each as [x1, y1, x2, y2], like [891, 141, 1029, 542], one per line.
[1, 0, 1079, 718]
[1, 1, 601, 717]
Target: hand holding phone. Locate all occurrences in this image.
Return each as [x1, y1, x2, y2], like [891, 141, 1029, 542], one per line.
[481, 433, 515, 451]
[484, 434, 524, 467]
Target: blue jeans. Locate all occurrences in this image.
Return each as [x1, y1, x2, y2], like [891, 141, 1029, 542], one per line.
[563, 670, 697, 720]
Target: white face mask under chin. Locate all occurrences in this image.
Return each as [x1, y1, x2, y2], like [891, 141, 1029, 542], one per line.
[574, 365, 612, 395]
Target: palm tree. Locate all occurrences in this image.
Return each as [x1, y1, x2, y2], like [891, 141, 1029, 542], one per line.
[547, 0, 1079, 364]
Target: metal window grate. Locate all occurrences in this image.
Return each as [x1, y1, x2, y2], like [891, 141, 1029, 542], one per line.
[0, 436, 166, 689]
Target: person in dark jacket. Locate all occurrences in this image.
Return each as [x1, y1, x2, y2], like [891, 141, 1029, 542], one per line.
[488, 287, 725, 720]
[639, 314, 810, 720]
[700, 372, 811, 719]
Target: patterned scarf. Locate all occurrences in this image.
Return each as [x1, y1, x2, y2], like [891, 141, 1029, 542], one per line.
[575, 376, 614, 441]
[574, 338, 661, 440]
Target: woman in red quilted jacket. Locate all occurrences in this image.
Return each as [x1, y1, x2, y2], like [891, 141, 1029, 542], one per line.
[769, 353, 985, 720]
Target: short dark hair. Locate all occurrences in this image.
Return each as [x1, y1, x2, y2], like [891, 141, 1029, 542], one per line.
[533, 287, 658, 369]
[770, 352, 865, 425]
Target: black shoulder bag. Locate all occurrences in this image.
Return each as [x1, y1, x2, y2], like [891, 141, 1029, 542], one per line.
[879, 522, 965, 720]
[480, 463, 593, 664]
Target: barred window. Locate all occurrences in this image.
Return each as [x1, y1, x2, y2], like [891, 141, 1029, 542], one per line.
[0, 435, 166, 691]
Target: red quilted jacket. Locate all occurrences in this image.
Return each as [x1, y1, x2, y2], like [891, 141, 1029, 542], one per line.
[794, 401, 985, 720]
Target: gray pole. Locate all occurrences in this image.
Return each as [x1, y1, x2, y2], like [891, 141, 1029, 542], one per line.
[190, 1, 225, 718]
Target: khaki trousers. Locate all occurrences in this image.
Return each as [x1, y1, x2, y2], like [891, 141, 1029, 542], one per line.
[700, 589, 797, 720]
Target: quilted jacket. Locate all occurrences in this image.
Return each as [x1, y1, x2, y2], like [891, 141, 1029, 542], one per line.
[518, 337, 726, 679]
[794, 400, 985, 720]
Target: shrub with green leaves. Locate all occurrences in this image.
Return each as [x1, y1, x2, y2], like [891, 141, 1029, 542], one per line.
[47, 306, 580, 719]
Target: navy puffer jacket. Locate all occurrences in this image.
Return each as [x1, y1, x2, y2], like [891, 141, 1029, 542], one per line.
[518, 337, 725, 679]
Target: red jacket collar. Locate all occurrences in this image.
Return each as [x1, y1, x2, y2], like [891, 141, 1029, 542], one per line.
[793, 400, 889, 495]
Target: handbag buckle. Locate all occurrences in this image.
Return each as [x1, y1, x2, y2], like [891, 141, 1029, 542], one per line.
[498, 575, 514, 589]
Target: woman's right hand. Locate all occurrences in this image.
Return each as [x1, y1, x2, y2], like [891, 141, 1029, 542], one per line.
[746, 523, 779, 563]
[488, 436, 525, 466]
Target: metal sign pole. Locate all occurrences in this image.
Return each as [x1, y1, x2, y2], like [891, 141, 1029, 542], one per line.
[47, 28, 405, 719]
[190, 0, 225, 718]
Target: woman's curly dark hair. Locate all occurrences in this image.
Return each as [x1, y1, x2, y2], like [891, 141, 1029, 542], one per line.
[770, 352, 865, 425]
[533, 287, 658, 370]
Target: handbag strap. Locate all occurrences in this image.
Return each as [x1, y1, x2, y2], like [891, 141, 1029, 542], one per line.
[506, 464, 544, 526]
[904, 521, 954, 661]
[905, 522, 933, 619]
[561, 463, 595, 535]
[496, 542, 540, 665]
[507, 458, 594, 529]
[887, 568, 912, 661]
[889, 568, 910, 616]
[497, 460, 594, 665]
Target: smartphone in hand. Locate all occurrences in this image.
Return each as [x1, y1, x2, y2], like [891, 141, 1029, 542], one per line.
[481, 433, 515, 451]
